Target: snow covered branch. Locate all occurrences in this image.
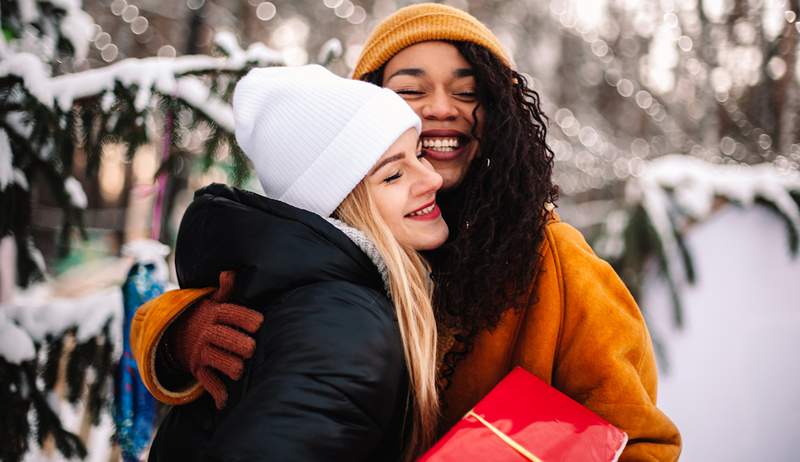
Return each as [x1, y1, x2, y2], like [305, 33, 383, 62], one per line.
[634, 155, 800, 223]
[629, 155, 800, 263]
[2, 40, 281, 128]
[0, 285, 124, 362]
[594, 155, 800, 328]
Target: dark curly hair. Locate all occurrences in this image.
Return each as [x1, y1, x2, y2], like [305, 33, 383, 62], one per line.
[362, 41, 558, 388]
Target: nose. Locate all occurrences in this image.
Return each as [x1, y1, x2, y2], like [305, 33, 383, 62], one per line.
[410, 159, 443, 197]
[420, 88, 458, 121]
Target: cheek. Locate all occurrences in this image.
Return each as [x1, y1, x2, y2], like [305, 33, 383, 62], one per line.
[428, 160, 468, 190]
[477, 105, 486, 123]
[372, 188, 405, 231]
[405, 100, 425, 118]
[464, 105, 486, 160]
[472, 105, 486, 136]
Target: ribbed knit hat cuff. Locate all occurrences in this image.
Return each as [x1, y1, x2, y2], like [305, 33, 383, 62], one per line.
[352, 4, 512, 80]
[278, 88, 420, 217]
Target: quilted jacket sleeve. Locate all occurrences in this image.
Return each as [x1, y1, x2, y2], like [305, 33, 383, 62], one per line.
[545, 222, 681, 461]
[205, 280, 407, 461]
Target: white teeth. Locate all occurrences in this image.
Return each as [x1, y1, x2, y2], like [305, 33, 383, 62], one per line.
[409, 203, 435, 217]
[422, 137, 460, 151]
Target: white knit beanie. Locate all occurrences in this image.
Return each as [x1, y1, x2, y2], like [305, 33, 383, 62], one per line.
[232, 64, 421, 217]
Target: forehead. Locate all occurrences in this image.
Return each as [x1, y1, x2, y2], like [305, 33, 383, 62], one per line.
[383, 41, 472, 77]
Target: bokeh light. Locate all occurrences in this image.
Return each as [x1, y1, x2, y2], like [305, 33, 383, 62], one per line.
[256, 2, 277, 21]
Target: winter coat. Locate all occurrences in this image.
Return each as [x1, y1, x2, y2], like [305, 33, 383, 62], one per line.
[133, 204, 681, 461]
[436, 216, 682, 461]
[140, 184, 409, 462]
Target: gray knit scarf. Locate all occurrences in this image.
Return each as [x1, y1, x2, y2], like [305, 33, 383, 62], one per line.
[325, 218, 390, 293]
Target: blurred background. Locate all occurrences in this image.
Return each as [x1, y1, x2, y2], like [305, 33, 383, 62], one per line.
[1, 0, 799, 460]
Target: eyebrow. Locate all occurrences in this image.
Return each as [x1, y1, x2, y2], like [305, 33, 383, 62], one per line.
[385, 67, 475, 83]
[369, 153, 405, 176]
[386, 68, 424, 82]
[454, 68, 474, 78]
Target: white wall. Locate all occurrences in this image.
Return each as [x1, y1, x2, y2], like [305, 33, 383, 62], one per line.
[644, 204, 800, 461]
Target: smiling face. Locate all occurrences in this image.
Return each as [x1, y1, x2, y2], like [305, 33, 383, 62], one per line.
[382, 41, 485, 190]
[365, 128, 449, 250]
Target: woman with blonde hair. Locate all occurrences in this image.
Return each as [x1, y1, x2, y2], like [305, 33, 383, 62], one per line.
[139, 64, 446, 460]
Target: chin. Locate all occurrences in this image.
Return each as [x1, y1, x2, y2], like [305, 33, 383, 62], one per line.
[414, 241, 445, 251]
[415, 230, 449, 251]
[433, 151, 478, 190]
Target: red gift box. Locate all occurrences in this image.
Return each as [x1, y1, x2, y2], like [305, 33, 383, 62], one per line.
[419, 367, 628, 462]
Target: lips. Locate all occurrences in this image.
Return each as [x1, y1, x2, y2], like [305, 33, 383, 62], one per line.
[405, 200, 441, 221]
[421, 129, 471, 161]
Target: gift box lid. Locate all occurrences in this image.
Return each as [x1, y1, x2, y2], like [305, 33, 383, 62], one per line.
[420, 367, 628, 462]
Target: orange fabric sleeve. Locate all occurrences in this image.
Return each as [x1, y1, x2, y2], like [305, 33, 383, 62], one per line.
[544, 222, 681, 461]
[130, 287, 214, 405]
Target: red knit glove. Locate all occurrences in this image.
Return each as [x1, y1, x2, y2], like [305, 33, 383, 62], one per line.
[165, 271, 263, 409]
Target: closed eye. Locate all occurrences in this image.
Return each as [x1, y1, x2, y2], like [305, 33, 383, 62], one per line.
[395, 89, 424, 96]
[384, 171, 403, 183]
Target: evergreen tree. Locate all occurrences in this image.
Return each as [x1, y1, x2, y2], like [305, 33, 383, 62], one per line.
[0, 1, 280, 459]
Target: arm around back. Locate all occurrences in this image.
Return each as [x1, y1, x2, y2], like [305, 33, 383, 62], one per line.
[131, 277, 263, 409]
[207, 280, 408, 462]
[131, 287, 213, 404]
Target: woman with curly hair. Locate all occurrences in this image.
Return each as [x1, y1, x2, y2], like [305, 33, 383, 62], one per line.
[132, 4, 681, 460]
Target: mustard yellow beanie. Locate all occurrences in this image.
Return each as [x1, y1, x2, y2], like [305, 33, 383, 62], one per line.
[352, 3, 512, 80]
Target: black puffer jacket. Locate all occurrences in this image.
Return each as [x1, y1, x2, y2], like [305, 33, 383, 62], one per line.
[149, 184, 409, 462]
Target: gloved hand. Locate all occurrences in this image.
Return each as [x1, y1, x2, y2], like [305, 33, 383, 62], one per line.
[165, 271, 263, 409]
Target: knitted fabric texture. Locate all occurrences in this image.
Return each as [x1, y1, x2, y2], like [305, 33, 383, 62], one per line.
[326, 217, 390, 292]
[164, 271, 262, 410]
[233, 64, 420, 217]
[352, 3, 513, 80]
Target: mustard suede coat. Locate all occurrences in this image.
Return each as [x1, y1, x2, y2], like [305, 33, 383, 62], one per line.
[131, 217, 681, 461]
[437, 219, 681, 461]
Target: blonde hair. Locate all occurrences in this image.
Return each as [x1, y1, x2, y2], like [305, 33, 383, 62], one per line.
[335, 181, 440, 459]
